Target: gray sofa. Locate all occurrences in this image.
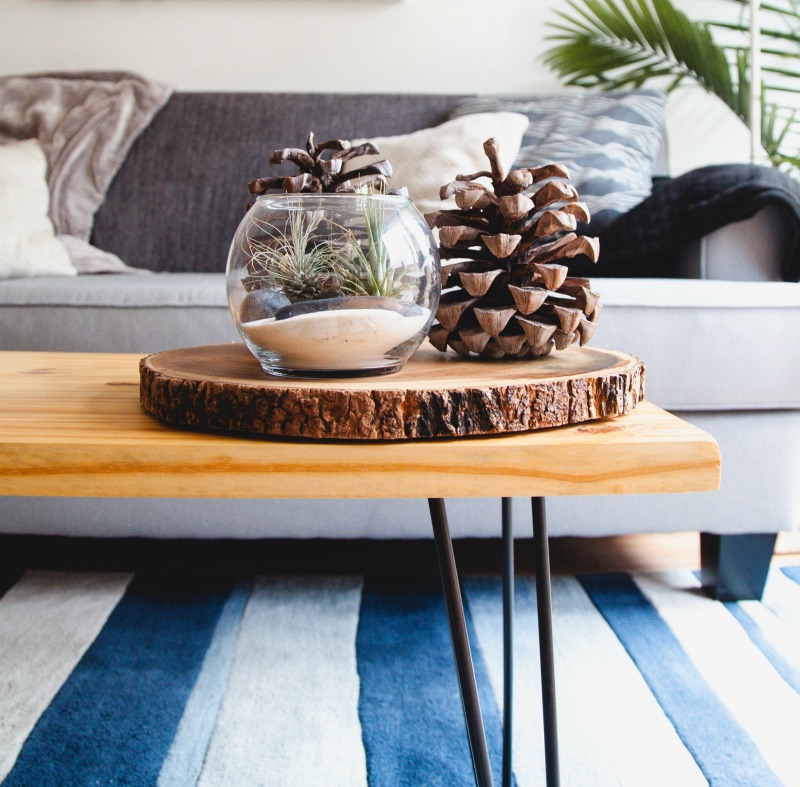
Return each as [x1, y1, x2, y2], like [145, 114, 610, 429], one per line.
[2, 90, 799, 599]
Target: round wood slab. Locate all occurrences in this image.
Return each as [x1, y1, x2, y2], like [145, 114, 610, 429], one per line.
[140, 342, 645, 440]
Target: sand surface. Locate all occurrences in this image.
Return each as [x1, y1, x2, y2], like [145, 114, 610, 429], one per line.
[242, 307, 430, 369]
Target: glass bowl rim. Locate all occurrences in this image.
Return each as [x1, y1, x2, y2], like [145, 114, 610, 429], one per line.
[252, 192, 413, 208]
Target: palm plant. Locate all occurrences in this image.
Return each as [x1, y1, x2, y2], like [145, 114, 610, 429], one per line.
[542, 0, 800, 173]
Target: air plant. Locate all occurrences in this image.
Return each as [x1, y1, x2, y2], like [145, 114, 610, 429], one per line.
[244, 209, 338, 302]
[244, 194, 403, 302]
[330, 193, 405, 298]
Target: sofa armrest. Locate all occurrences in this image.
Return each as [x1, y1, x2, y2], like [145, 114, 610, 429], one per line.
[673, 204, 791, 282]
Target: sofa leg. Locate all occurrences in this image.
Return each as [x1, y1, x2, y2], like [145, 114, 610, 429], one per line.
[699, 533, 777, 601]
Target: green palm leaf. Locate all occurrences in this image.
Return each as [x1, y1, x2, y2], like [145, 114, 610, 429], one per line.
[544, 0, 737, 99]
[543, 0, 800, 175]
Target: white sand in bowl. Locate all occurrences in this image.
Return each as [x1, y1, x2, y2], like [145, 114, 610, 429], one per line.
[242, 307, 431, 370]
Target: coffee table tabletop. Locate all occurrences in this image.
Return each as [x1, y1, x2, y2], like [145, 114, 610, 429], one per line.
[0, 350, 720, 500]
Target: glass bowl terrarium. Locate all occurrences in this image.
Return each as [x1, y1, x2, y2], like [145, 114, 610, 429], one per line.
[226, 192, 440, 377]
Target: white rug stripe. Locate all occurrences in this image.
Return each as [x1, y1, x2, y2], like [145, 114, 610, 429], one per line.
[764, 570, 800, 633]
[466, 577, 705, 787]
[465, 578, 547, 786]
[737, 599, 800, 684]
[468, 577, 616, 787]
[0, 570, 132, 782]
[635, 570, 800, 787]
[549, 576, 707, 787]
[158, 579, 251, 787]
[198, 576, 367, 787]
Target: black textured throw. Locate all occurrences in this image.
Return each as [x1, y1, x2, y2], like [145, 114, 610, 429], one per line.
[570, 164, 800, 282]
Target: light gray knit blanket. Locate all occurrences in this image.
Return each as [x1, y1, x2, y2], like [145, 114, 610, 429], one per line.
[0, 71, 172, 273]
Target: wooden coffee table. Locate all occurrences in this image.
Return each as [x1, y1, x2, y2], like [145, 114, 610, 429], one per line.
[0, 349, 720, 787]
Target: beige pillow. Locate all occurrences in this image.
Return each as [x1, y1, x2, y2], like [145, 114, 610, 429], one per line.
[0, 139, 75, 279]
[348, 112, 530, 214]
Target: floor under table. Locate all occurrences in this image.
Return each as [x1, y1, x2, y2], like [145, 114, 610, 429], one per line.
[2, 531, 798, 577]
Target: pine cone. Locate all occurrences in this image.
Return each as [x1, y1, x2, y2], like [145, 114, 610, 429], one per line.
[248, 131, 398, 196]
[426, 138, 601, 360]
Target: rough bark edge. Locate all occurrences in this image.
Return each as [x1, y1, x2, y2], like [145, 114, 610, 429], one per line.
[139, 357, 645, 441]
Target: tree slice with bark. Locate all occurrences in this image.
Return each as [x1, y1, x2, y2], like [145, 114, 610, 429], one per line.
[140, 342, 645, 440]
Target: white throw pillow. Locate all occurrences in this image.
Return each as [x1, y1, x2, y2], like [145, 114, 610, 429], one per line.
[348, 112, 530, 214]
[0, 139, 75, 279]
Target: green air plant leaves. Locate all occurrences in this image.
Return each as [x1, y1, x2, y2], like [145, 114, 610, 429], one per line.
[244, 199, 402, 302]
[245, 210, 338, 302]
[324, 196, 404, 299]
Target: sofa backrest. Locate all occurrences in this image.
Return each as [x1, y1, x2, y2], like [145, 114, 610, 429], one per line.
[92, 92, 467, 274]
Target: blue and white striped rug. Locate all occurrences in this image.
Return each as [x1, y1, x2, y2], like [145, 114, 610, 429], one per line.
[1, 566, 799, 786]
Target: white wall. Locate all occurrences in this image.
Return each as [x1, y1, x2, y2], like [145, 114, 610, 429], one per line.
[0, 0, 757, 170]
[0, 0, 567, 93]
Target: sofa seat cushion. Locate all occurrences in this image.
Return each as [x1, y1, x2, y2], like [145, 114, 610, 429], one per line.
[0, 272, 237, 353]
[1, 274, 798, 411]
[593, 277, 800, 410]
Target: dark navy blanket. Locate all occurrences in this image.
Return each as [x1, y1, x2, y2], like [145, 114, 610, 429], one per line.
[572, 164, 800, 281]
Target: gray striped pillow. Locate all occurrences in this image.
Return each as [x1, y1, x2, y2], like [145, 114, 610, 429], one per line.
[450, 89, 667, 233]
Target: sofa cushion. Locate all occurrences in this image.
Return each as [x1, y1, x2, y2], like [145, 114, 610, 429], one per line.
[92, 93, 468, 275]
[1, 272, 798, 412]
[665, 86, 754, 177]
[593, 277, 800, 410]
[0, 273, 238, 353]
[0, 71, 172, 242]
[450, 89, 667, 234]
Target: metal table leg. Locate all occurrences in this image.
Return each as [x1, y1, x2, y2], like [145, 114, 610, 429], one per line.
[428, 498, 495, 787]
[501, 497, 514, 787]
[531, 496, 560, 787]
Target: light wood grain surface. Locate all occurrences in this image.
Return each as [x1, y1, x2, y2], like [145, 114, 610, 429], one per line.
[0, 350, 720, 500]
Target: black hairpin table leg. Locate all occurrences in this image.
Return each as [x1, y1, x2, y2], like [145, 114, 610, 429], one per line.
[531, 496, 560, 787]
[501, 497, 514, 787]
[428, 498, 495, 787]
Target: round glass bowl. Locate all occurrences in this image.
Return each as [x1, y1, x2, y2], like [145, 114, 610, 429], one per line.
[226, 193, 441, 377]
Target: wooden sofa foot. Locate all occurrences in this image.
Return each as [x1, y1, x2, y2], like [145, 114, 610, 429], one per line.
[699, 532, 777, 601]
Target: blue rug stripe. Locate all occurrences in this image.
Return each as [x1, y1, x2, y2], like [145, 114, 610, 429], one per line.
[724, 601, 800, 696]
[579, 572, 784, 787]
[357, 575, 506, 787]
[782, 565, 800, 586]
[157, 577, 251, 787]
[2, 572, 236, 787]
